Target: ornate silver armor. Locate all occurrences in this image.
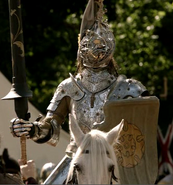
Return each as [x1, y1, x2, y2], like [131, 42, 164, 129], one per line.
[71, 68, 116, 133]
[47, 69, 116, 133]
[10, 69, 148, 153]
[45, 68, 148, 154]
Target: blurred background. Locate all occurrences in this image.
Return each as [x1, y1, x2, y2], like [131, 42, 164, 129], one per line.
[0, 0, 173, 182]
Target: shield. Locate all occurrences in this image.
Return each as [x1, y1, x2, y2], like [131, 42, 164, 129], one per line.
[102, 96, 160, 184]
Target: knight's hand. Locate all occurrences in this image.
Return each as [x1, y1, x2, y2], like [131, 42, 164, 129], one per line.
[10, 118, 34, 138]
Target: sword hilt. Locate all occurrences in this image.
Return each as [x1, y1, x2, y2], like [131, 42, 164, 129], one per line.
[20, 135, 27, 165]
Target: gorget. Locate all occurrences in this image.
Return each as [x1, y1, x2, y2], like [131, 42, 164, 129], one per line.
[77, 68, 116, 93]
[72, 68, 116, 133]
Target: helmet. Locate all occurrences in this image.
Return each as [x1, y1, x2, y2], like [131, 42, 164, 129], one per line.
[40, 162, 56, 182]
[77, 0, 115, 68]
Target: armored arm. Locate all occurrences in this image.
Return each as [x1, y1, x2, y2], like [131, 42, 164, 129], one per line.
[31, 114, 61, 147]
[10, 96, 70, 147]
[10, 75, 84, 146]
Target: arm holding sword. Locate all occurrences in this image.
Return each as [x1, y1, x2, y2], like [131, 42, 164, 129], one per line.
[10, 96, 69, 147]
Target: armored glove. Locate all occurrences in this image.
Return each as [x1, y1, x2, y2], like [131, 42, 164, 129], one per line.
[10, 115, 60, 146]
[10, 118, 34, 138]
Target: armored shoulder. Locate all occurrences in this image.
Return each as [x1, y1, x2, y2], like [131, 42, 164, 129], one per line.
[108, 75, 149, 100]
[47, 74, 85, 111]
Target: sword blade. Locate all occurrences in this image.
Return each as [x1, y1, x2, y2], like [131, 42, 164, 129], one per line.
[2, 0, 32, 166]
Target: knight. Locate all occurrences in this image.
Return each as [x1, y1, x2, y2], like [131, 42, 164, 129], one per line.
[10, 0, 150, 183]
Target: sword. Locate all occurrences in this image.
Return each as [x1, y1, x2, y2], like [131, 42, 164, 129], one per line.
[2, 0, 32, 165]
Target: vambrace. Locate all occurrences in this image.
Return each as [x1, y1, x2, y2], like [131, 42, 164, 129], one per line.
[31, 116, 60, 147]
[47, 118, 60, 146]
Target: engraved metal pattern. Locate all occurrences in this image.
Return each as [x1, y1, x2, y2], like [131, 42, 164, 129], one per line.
[47, 77, 85, 111]
[71, 90, 110, 133]
[77, 68, 116, 93]
[71, 69, 116, 133]
[78, 23, 115, 68]
[45, 73, 147, 153]
[77, 0, 115, 68]
[113, 120, 145, 168]
[108, 75, 148, 100]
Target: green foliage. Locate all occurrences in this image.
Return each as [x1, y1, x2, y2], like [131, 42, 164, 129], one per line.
[110, 0, 173, 97]
[0, 0, 11, 79]
[1, 0, 173, 124]
[20, 0, 84, 114]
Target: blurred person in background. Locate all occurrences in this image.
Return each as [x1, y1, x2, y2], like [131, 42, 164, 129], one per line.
[39, 162, 56, 184]
[0, 147, 38, 184]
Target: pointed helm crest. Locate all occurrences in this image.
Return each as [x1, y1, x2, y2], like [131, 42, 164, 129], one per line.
[77, 0, 115, 68]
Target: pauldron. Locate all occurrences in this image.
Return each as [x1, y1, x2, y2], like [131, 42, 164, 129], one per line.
[108, 75, 148, 100]
[47, 74, 85, 112]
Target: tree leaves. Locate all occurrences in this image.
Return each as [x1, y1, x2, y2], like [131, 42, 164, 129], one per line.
[1, 0, 173, 117]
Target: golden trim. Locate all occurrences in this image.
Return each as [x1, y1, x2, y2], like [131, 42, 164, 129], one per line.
[114, 120, 145, 168]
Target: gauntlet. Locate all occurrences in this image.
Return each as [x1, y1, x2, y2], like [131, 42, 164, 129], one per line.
[10, 118, 34, 138]
[10, 114, 60, 146]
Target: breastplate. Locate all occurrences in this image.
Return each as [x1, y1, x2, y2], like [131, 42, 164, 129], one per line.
[71, 68, 116, 133]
